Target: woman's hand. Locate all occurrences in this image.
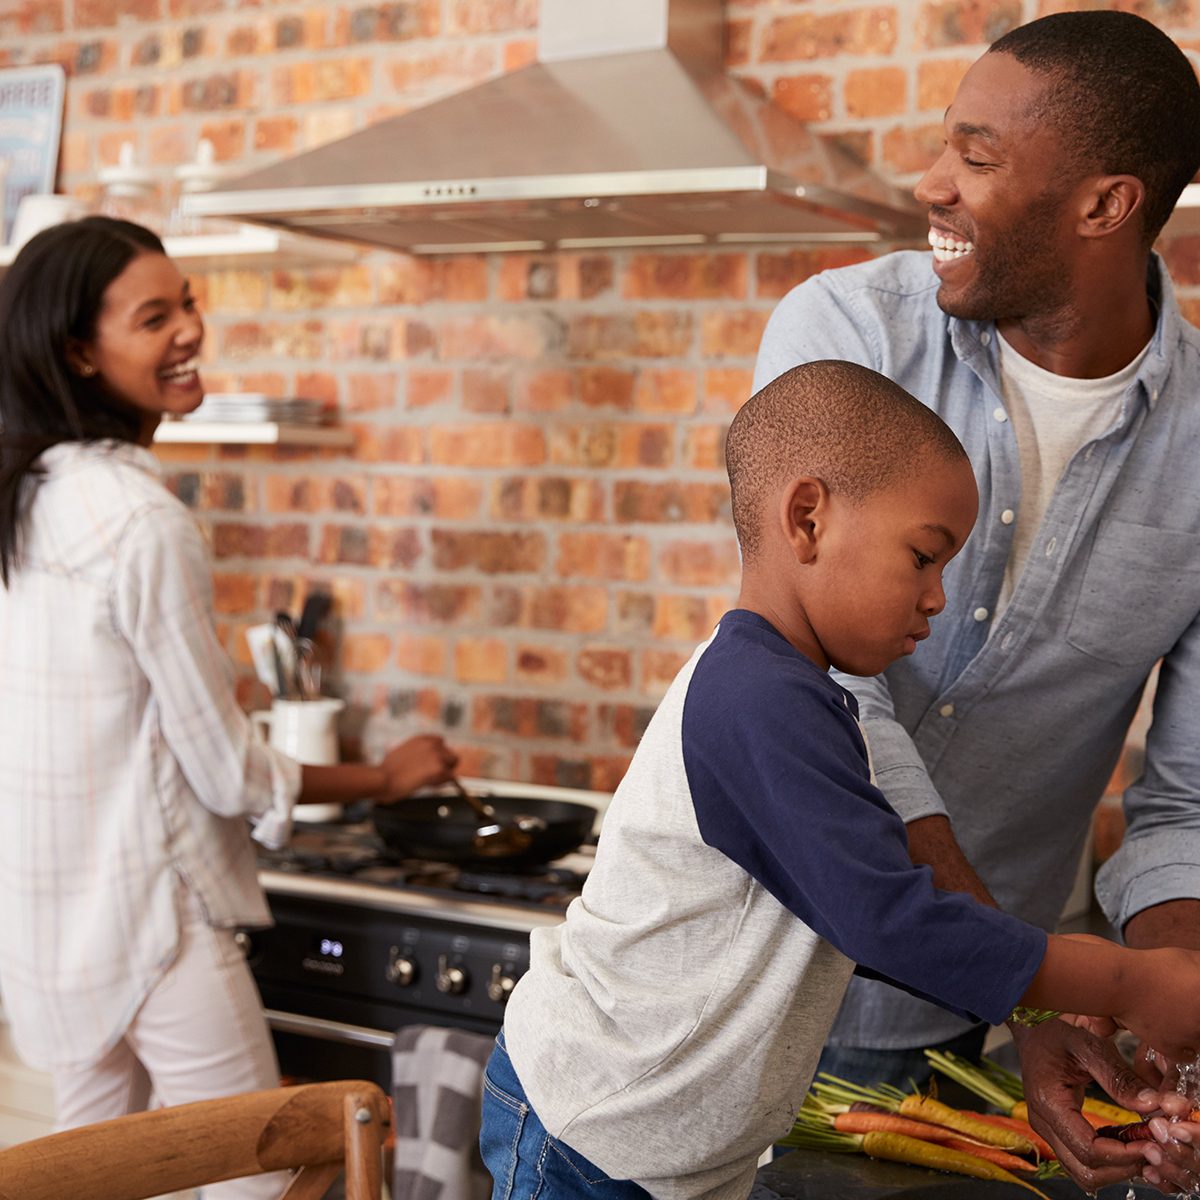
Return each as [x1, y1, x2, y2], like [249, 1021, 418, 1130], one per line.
[375, 735, 458, 803]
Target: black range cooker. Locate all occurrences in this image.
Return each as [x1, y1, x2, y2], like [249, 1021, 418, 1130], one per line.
[243, 778, 606, 1090]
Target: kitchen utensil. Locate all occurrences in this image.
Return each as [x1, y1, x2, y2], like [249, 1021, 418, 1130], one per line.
[371, 792, 595, 869]
[446, 777, 535, 859]
[251, 697, 346, 822]
[296, 591, 333, 640]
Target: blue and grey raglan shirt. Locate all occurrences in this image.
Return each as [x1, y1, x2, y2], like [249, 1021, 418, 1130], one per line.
[503, 611, 1046, 1200]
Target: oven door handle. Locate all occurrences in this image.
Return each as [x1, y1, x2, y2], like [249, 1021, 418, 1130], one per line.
[263, 1009, 395, 1049]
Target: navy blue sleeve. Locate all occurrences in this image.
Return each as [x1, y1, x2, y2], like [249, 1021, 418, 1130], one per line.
[682, 613, 1045, 1026]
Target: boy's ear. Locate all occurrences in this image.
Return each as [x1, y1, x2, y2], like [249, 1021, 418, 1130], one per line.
[780, 476, 826, 564]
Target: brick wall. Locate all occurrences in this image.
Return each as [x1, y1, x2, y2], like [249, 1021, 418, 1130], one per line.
[2, 0, 1194, 790]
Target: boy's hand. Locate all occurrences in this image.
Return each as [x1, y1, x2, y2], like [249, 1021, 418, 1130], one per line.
[376, 735, 458, 803]
[1012, 1019, 1157, 1192]
[1112, 946, 1200, 1062]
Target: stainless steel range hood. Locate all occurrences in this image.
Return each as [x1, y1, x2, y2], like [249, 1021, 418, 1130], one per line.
[183, 0, 923, 254]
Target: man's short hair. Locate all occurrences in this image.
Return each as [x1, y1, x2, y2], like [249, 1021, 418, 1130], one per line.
[990, 12, 1200, 242]
[726, 360, 967, 560]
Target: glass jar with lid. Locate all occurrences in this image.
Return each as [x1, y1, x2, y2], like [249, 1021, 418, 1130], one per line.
[168, 139, 238, 237]
[98, 143, 162, 233]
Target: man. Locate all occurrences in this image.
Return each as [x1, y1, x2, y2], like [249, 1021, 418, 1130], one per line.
[753, 11, 1200, 1195]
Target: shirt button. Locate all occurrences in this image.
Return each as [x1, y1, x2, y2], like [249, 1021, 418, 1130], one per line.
[973, 607, 989, 622]
[980, 331, 991, 346]
[993, 407, 1008, 423]
[1045, 536, 1058, 557]
[939, 703, 955, 718]
[1000, 509, 1015, 525]
[1152, 388, 1160, 403]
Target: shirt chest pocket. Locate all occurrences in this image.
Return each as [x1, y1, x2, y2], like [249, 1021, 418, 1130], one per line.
[1067, 519, 1200, 666]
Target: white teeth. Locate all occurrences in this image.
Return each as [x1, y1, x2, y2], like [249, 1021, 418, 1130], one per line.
[927, 228, 974, 262]
[158, 358, 198, 380]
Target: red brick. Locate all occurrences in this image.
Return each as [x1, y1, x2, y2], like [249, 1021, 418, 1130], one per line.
[431, 529, 545, 574]
[633, 368, 697, 415]
[350, 424, 424, 464]
[579, 367, 635, 411]
[726, 17, 752, 67]
[845, 66, 907, 118]
[318, 525, 421, 569]
[577, 648, 632, 692]
[917, 58, 972, 111]
[342, 633, 392, 673]
[529, 754, 631, 794]
[212, 572, 258, 614]
[568, 312, 693, 359]
[756, 247, 876, 299]
[221, 320, 325, 361]
[428, 424, 545, 468]
[438, 314, 560, 361]
[0, 1, 64, 35]
[516, 368, 576, 412]
[614, 482, 730, 524]
[211, 522, 310, 560]
[762, 8, 897, 60]
[491, 586, 608, 633]
[77, 0, 159, 27]
[455, 638, 508, 684]
[683, 425, 728, 472]
[623, 254, 748, 301]
[375, 477, 483, 520]
[255, 114, 299, 153]
[199, 117, 244, 160]
[771, 74, 833, 123]
[549, 423, 673, 470]
[489, 477, 605, 523]
[882, 123, 944, 175]
[294, 372, 340, 407]
[271, 266, 373, 311]
[703, 368, 754, 414]
[556, 533, 651, 582]
[916, 1, 1021, 50]
[515, 643, 569, 685]
[338, 0, 440, 43]
[395, 633, 448, 677]
[641, 649, 689, 695]
[502, 37, 537, 70]
[699, 310, 770, 358]
[447, 0, 536, 35]
[388, 44, 496, 94]
[660, 538, 741, 587]
[653, 594, 729, 641]
[264, 475, 367, 515]
[462, 369, 512, 413]
[376, 581, 483, 624]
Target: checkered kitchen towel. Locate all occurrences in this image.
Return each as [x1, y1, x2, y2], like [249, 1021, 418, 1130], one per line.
[392, 1025, 496, 1200]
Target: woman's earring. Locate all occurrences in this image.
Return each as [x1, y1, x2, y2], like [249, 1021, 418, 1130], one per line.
[80, 365, 95, 376]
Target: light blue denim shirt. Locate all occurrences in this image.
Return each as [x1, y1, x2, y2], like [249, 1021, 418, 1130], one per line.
[754, 249, 1200, 1048]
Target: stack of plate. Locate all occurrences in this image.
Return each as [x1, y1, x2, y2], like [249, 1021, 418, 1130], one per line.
[182, 394, 329, 426]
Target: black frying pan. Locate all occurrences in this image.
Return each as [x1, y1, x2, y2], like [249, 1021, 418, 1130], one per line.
[371, 792, 596, 869]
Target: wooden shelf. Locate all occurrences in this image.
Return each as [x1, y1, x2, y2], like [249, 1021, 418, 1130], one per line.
[153, 421, 354, 447]
[0, 226, 361, 273]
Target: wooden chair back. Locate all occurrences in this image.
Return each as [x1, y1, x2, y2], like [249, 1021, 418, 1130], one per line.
[0, 1078, 389, 1200]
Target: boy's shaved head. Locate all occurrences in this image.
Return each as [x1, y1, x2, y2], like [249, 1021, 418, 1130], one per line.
[727, 360, 968, 559]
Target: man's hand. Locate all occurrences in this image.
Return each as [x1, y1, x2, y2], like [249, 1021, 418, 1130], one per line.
[1011, 1019, 1157, 1192]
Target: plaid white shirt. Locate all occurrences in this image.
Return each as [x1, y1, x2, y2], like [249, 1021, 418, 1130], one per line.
[0, 440, 300, 1070]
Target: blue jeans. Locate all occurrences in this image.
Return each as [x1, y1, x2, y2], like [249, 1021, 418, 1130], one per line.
[480, 1033, 652, 1200]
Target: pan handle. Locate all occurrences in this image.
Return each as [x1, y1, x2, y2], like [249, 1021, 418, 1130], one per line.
[263, 1008, 395, 1049]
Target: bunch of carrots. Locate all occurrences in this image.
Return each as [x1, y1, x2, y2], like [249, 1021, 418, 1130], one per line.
[785, 1053, 1172, 1197]
[785, 1074, 1058, 1197]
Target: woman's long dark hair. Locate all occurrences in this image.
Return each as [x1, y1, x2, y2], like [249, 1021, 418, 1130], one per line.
[0, 215, 165, 585]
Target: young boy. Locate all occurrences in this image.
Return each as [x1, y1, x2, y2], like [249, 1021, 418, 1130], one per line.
[480, 361, 1200, 1200]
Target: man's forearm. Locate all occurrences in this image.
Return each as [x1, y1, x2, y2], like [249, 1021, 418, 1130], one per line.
[905, 814, 998, 907]
[1122, 898, 1200, 950]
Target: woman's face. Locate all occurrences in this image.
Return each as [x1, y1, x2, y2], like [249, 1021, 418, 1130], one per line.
[74, 251, 205, 439]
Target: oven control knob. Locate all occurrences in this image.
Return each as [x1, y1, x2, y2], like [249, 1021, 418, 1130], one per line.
[435, 954, 468, 995]
[487, 964, 519, 1004]
[387, 952, 417, 987]
[234, 932, 254, 958]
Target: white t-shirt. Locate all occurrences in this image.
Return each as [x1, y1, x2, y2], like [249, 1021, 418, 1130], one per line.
[995, 333, 1150, 615]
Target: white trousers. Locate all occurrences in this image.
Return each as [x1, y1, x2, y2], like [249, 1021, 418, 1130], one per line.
[51, 884, 288, 1200]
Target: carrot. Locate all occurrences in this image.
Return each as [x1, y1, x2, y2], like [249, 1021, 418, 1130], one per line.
[940, 1136, 1038, 1173]
[833, 1111, 965, 1144]
[1096, 1111, 1200, 1142]
[860, 1131, 1050, 1198]
[1012, 1096, 1140, 1126]
[970, 1112, 1056, 1161]
[899, 1094, 1037, 1156]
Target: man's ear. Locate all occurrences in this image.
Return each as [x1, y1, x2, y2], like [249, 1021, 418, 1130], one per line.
[1078, 175, 1144, 239]
[779, 476, 826, 565]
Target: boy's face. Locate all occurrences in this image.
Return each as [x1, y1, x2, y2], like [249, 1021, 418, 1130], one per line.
[807, 454, 979, 677]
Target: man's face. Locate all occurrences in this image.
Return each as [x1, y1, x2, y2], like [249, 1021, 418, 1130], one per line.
[914, 52, 1083, 323]
[806, 454, 979, 678]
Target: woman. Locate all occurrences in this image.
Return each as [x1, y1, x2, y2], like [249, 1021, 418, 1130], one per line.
[0, 217, 456, 1196]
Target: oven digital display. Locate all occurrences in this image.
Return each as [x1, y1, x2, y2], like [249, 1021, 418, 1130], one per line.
[315, 937, 344, 959]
